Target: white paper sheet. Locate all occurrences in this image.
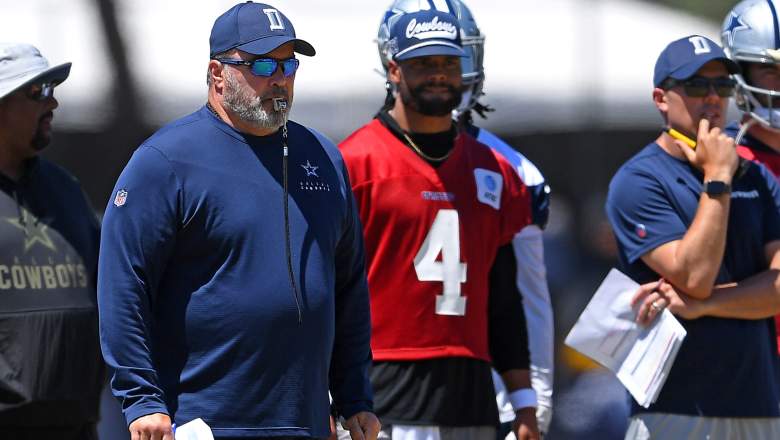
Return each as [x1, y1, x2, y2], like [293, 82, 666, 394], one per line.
[564, 269, 687, 407]
[174, 418, 214, 440]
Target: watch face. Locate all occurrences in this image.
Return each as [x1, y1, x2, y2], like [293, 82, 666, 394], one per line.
[704, 180, 730, 195]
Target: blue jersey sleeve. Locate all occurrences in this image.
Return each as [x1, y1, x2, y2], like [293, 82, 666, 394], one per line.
[528, 183, 550, 229]
[308, 128, 374, 419]
[606, 165, 687, 264]
[98, 145, 180, 425]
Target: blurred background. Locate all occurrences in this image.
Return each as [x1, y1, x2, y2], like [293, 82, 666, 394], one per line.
[1, 0, 739, 438]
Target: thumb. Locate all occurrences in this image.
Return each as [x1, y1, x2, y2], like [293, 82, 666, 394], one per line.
[675, 139, 696, 162]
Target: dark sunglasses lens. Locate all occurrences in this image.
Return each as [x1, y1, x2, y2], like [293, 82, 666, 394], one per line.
[27, 83, 53, 101]
[250, 59, 278, 76]
[714, 80, 735, 97]
[682, 78, 735, 98]
[683, 79, 709, 97]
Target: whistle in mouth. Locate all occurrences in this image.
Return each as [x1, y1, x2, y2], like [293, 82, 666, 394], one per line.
[273, 98, 288, 112]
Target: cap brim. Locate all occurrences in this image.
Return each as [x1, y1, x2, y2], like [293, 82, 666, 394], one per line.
[394, 43, 466, 61]
[0, 62, 71, 100]
[236, 36, 316, 57]
[670, 55, 741, 81]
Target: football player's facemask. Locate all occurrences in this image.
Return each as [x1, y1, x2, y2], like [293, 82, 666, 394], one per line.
[722, 0, 780, 131]
[376, 0, 484, 116]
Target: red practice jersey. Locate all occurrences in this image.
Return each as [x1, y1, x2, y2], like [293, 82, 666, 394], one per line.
[339, 119, 532, 363]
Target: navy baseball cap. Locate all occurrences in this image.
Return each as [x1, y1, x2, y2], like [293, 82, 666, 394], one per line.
[209, 2, 315, 58]
[653, 35, 739, 87]
[388, 9, 465, 61]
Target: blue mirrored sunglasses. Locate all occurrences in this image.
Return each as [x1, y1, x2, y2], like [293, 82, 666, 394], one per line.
[217, 57, 299, 77]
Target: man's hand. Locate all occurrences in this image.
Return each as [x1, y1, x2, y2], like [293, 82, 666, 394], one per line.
[513, 407, 540, 440]
[677, 118, 738, 181]
[632, 279, 706, 325]
[342, 411, 380, 440]
[129, 412, 173, 440]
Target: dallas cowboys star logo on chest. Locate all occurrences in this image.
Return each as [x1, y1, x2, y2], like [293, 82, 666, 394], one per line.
[299, 159, 331, 192]
[301, 160, 319, 177]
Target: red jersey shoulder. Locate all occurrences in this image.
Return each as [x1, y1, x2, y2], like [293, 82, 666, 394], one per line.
[738, 144, 780, 178]
[338, 119, 394, 186]
[459, 133, 530, 202]
[339, 120, 384, 159]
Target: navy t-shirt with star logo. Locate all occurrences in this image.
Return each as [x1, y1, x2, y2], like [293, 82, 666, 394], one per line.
[606, 142, 780, 417]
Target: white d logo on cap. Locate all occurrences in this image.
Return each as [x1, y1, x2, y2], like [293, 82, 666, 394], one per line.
[263, 8, 285, 31]
[688, 36, 711, 55]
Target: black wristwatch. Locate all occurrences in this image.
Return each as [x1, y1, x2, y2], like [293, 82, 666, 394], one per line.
[703, 180, 731, 196]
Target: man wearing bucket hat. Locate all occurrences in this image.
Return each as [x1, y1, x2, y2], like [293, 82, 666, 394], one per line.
[0, 43, 104, 439]
[98, 3, 378, 440]
[606, 35, 780, 439]
[339, 7, 539, 440]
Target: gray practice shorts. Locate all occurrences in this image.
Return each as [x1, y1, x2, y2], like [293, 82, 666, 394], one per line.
[625, 413, 780, 440]
[337, 424, 496, 440]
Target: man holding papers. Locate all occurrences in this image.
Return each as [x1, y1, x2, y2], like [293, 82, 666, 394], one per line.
[605, 35, 780, 439]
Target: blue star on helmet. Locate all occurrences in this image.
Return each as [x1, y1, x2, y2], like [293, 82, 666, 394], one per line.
[301, 160, 319, 177]
[722, 12, 750, 47]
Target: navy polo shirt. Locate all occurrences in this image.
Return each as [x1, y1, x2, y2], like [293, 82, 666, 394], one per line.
[606, 142, 780, 417]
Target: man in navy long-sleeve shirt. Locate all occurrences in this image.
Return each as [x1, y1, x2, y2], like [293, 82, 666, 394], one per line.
[97, 3, 379, 439]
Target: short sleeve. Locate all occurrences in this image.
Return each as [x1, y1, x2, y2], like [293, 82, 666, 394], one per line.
[606, 165, 687, 264]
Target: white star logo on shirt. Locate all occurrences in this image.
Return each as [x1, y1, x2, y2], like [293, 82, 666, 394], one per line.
[301, 160, 319, 177]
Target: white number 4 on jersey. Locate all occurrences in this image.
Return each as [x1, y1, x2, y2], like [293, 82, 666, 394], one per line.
[413, 209, 468, 316]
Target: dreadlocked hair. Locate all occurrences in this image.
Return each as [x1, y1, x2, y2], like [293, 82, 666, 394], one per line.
[472, 102, 494, 119]
[382, 85, 396, 111]
[457, 101, 495, 127]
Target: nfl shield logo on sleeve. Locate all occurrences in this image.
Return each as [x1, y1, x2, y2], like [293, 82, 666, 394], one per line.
[114, 189, 128, 207]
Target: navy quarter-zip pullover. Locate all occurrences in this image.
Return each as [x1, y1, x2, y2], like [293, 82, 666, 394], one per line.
[98, 106, 373, 438]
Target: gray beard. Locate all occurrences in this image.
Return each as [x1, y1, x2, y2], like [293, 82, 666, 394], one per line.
[222, 70, 288, 130]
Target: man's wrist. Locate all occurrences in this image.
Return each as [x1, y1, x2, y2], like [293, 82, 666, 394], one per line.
[702, 172, 733, 186]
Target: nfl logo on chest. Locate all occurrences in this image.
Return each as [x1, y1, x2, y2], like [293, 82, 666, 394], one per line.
[114, 189, 128, 207]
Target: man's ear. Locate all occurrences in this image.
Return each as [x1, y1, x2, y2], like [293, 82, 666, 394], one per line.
[209, 60, 226, 92]
[388, 60, 402, 87]
[652, 87, 669, 113]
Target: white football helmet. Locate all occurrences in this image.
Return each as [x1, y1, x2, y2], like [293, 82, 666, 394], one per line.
[722, 0, 780, 130]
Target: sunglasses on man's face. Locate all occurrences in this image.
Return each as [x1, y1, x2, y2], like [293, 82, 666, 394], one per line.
[663, 76, 736, 98]
[26, 82, 54, 101]
[217, 57, 299, 77]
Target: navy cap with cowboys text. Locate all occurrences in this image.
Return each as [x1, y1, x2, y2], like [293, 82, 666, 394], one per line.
[387, 9, 465, 61]
[210, 2, 315, 57]
[654, 35, 739, 87]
